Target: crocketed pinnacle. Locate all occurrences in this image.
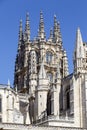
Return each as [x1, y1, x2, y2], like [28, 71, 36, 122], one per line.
[18, 19, 23, 51]
[19, 19, 23, 42]
[63, 50, 69, 77]
[24, 13, 30, 42]
[50, 28, 53, 40]
[57, 21, 62, 43]
[75, 27, 84, 58]
[38, 11, 46, 40]
[53, 15, 59, 43]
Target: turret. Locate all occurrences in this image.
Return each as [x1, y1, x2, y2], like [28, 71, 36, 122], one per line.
[28, 47, 37, 123]
[73, 28, 85, 74]
[63, 50, 69, 77]
[24, 13, 30, 42]
[38, 11, 46, 41]
[28, 47, 37, 96]
[7, 90, 14, 123]
[51, 63, 61, 116]
[35, 60, 49, 119]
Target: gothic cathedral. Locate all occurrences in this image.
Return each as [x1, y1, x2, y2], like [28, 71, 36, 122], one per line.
[0, 12, 87, 129]
[13, 11, 87, 128]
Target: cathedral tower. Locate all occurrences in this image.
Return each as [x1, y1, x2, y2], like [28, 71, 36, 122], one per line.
[14, 12, 70, 124]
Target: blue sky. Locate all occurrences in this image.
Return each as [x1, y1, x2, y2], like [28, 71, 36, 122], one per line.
[0, 0, 87, 86]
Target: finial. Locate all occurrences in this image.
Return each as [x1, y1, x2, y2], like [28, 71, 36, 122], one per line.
[77, 27, 80, 31]
[40, 11, 43, 22]
[54, 14, 57, 30]
[64, 50, 67, 56]
[7, 79, 10, 88]
[26, 12, 29, 21]
[54, 14, 57, 25]
[15, 85, 18, 92]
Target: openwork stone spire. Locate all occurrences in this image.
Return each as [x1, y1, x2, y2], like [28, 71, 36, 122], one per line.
[38, 11, 46, 40]
[24, 13, 30, 42]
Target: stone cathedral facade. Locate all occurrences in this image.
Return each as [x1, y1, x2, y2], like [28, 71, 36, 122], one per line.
[0, 12, 87, 130]
[14, 11, 70, 124]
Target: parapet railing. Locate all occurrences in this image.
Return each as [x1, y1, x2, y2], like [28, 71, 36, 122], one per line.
[33, 115, 74, 125]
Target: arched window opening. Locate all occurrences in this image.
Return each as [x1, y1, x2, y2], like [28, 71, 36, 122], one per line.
[47, 72, 53, 82]
[66, 91, 70, 109]
[66, 87, 70, 110]
[36, 52, 39, 64]
[47, 91, 51, 116]
[46, 51, 53, 64]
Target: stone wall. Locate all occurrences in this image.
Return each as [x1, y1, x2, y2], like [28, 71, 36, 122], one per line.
[0, 124, 87, 130]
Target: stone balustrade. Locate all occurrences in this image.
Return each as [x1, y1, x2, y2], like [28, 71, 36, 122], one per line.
[33, 115, 74, 125]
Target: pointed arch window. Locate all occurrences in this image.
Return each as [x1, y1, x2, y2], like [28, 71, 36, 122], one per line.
[47, 72, 53, 82]
[47, 91, 51, 116]
[36, 52, 39, 64]
[66, 86, 70, 110]
[46, 51, 53, 64]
